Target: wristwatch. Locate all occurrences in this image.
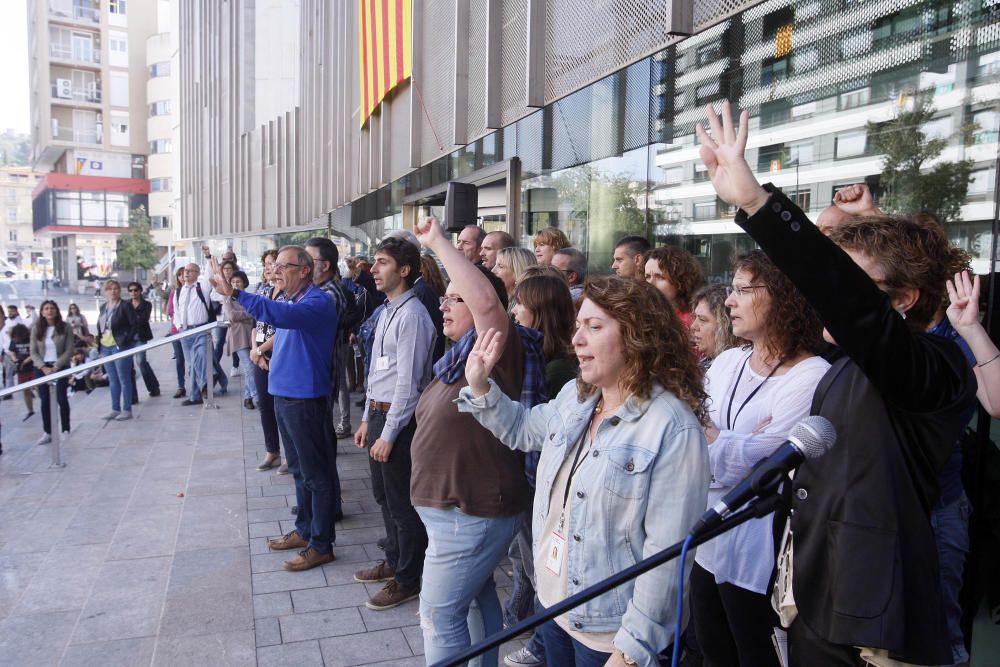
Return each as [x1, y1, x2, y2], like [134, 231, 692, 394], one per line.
[622, 653, 638, 666]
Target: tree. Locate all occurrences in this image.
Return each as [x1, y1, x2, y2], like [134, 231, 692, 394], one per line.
[116, 205, 159, 270]
[867, 94, 974, 223]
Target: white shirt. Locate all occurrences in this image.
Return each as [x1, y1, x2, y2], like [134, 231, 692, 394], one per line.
[172, 278, 215, 330]
[43, 327, 57, 363]
[695, 347, 830, 593]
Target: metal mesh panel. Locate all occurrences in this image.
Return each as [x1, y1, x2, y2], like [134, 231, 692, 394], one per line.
[500, 0, 530, 126]
[467, 0, 490, 142]
[693, 0, 762, 32]
[418, 0, 457, 164]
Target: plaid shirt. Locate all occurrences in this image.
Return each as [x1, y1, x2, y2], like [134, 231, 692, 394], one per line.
[252, 282, 287, 346]
[316, 277, 347, 395]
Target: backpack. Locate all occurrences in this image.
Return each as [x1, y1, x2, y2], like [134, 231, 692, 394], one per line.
[181, 283, 217, 323]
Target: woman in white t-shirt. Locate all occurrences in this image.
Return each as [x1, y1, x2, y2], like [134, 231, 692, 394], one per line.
[690, 250, 829, 667]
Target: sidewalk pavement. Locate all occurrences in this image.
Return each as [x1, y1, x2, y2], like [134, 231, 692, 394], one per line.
[0, 333, 526, 666]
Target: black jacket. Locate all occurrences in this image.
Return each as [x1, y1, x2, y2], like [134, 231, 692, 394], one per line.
[127, 299, 154, 342]
[738, 188, 976, 665]
[97, 300, 139, 349]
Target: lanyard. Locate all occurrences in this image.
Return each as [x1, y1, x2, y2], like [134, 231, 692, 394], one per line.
[725, 352, 781, 430]
[378, 294, 416, 358]
[561, 421, 594, 512]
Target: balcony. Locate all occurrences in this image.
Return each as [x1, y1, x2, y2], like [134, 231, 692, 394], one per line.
[48, 1, 99, 24]
[49, 44, 101, 66]
[51, 124, 101, 145]
[50, 83, 101, 105]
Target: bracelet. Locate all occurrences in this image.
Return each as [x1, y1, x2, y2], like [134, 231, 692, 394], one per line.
[978, 352, 1000, 368]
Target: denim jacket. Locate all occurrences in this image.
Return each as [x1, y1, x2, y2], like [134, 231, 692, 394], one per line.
[457, 380, 709, 666]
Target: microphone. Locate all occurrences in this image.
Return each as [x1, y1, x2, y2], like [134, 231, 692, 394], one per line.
[691, 415, 836, 536]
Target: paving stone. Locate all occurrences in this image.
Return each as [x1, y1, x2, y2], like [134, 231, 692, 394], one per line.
[252, 550, 298, 574]
[13, 543, 107, 614]
[158, 546, 252, 638]
[291, 582, 370, 613]
[401, 623, 424, 655]
[108, 502, 182, 560]
[321, 560, 374, 586]
[0, 609, 78, 666]
[319, 627, 413, 666]
[256, 616, 282, 647]
[249, 506, 303, 523]
[252, 567, 328, 595]
[358, 598, 421, 632]
[249, 521, 281, 539]
[333, 525, 387, 546]
[61, 636, 157, 667]
[72, 556, 172, 643]
[152, 628, 256, 666]
[261, 484, 294, 497]
[59, 498, 129, 546]
[254, 591, 293, 618]
[250, 537, 271, 555]
[0, 506, 76, 553]
[247, 495, 289, 510]
[175, 493, 248, 551]
[278, 606, 366, 642]
[256, 639, 324, 667]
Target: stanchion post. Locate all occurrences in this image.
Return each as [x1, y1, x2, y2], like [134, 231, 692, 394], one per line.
[203, 330, 216, 409]
[48, 382, 64, 468]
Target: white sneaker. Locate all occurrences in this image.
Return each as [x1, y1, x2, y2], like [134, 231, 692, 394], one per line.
[229, 367, 240, 377]
[36, 433, 52, 445]
[504, 647, 544, 667]
[103, 411, 121, 420]
[115, 412, 133, 421]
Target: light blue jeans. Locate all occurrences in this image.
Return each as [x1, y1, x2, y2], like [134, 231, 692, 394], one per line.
[101, 344, 134, 413]
[180, 333, 207, 398]
[234, 347, 258, 402]
[416, 506, 519, 667]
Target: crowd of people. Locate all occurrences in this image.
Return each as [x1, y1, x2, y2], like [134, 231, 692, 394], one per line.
[0, 103, 992, 667]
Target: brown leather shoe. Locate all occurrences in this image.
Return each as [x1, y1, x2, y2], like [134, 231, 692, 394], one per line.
[268, 530, 307, 551]
[353, 559, 395, 583]
[366, 579, 419, 610]
[283, 547, 335, 572]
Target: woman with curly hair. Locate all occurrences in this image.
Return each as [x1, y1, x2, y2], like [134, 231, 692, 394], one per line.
[689, 284, 742, 367]
[689, 249, 828, 667]
[644, 246, 705, 328]
[458, 276, 710, 667]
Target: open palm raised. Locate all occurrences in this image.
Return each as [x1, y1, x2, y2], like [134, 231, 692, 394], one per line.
[695, 101, 771, 216]
[465, 327, 504, 397]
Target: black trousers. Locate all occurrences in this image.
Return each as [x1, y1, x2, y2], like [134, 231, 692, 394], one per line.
[253, 364, 280, 454]
[366, 408, 427, 588]
[787, 616, 866, 667]
[36, 371, 69, 434]
[690, 562, 782, 667]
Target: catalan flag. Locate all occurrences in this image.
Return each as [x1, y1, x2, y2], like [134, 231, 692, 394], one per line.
[359, 0, 412, 127]
[775, 23, 793, 58]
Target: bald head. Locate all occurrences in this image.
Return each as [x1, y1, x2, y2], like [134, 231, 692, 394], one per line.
[816, 205, 853, 233]
[183, 263, 201, 285]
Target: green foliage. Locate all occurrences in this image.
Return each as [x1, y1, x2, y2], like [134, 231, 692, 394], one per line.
[0, 132, 31, 166]
[116, 206, 159, 270]
[867, 95, 973, 223]
[548, 166, 647, 236]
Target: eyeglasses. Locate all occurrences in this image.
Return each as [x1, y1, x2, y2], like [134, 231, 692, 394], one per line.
[725, 284, 767, 298]
[273, 262, 306, 272]
[438, 296, 466, 307]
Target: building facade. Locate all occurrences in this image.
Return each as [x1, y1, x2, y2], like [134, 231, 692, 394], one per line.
[177, 0, 1000, 283]
[27, 0, 159, 287]
[0, 166, 46, 271]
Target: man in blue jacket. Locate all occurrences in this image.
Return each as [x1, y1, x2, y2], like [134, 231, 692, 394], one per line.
[211, 247, 340, 571]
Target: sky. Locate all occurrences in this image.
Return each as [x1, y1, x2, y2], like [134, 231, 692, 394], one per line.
[0, 1, 31, 134]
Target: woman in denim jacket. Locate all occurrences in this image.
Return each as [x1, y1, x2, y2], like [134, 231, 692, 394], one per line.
[458, 277, 710, 667]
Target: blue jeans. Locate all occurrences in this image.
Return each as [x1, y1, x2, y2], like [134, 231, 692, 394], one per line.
[504, 512, 536, 628]
[171, 338, 185, 390]
[180, 333, 207, 398]
[930, 492, 972, 665]
[212, 326, 226, 364]
[416, 506, 518, 667]
[102, 344, 134, 413]
[135, 348, 160, 394]
[254, 364, 280, 454]
[275, 395, 340, 554]
[537, 618, 612, 667]
[234, 347, 258, 402]
[35, 368, 69, 434]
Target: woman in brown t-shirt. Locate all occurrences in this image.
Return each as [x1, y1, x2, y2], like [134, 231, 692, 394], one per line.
[410, 217, 538, 667]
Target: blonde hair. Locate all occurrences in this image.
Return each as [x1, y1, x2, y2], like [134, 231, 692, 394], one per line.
[497, 247, 537, 286]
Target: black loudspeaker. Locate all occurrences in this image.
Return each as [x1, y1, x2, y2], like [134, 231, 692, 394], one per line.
[444, 182, 478, 232]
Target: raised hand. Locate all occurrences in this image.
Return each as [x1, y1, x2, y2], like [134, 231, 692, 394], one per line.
[946, 271, 981, 332]
[465, 327, 504, 397]
[833, 184, 878, 217]
[208, 257, 233, 296]
[413, 216, 445, 249]
[695, 101, 770, 216]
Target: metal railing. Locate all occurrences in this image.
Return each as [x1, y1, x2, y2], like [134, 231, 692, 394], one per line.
[0, 321, 228, 469]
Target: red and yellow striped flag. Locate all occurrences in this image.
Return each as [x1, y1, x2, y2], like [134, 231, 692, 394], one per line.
[359, 0, 412, 127]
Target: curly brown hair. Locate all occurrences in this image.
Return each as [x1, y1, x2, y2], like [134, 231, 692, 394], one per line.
[512, 274, 575, 361]
[646, 246, 705, 313]
[578, 277, 707, 423]
[732, 250, 825, 360]
[419, 255, 446, 297]
[825, 215, 964, 330]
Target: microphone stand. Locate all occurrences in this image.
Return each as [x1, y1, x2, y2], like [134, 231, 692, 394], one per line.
[432, 493, 788, 667]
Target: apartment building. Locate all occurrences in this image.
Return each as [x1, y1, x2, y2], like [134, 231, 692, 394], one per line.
[26, 0, 159, 288]
[0, 166, 46, 270]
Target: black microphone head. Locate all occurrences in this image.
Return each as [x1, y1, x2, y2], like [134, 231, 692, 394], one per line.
[788, 415, 836, 459]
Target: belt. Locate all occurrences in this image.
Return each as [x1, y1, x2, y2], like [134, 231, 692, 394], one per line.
[369, 400, 392, 412]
